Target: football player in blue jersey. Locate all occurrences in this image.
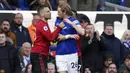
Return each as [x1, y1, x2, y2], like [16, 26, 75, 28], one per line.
[54, 3, 87, 73]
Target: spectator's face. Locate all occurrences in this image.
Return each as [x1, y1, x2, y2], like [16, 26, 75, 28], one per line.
[47, 64, 55, 73]
[104, 26, 114, 35]
[59, 0, 67, 4]
[32, 15, 40, 26]
[27, 64, 32, 73]
[124, 58, 130, 69]
[22, 42, 31, 56]
[1, 21, 10, 32]
[40, 7, 51, 20]
[0, 34, 6, 45]
[125, 32, 130, 41]
[86, 25, 95, 35]
[104, 58, 113, 67]
[108, 64, 117, 73]
[85, 68, 91, 73]
[14, 14, 23, 25]
[57, 7, 64, 18]
[81, 21, 88, 29]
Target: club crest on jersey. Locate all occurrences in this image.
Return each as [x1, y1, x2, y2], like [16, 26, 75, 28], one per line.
[43, 26, 48, 31]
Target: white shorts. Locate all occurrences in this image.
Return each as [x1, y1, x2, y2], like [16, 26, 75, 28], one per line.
[56, 53, 78, 73]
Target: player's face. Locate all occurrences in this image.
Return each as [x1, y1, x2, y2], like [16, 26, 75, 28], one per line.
[40, 7, 51, 20]
[57, 7, 64, 18]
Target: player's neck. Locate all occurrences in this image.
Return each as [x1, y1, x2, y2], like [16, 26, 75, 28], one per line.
[41, 18, 47, 23]
[63, 15, 70, 19]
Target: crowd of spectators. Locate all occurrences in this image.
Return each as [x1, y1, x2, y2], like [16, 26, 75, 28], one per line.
[0, 0, 129, 11]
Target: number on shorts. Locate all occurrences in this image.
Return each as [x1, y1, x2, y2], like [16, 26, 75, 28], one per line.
[71, 62, 78, 68]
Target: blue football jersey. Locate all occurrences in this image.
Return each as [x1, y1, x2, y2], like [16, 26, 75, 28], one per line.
[55, 17, 80, 55]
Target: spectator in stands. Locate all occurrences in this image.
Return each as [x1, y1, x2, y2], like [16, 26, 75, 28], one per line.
[24, 63, 32, 73]
[101, 23, 125, 66]
[0, 0, 12, 10]
[7, 0, 30, 10]
[28, 14, 40, 43]
[77, 13, 90, 29]
[85, 0, 99, 11]
[11, 13, 32, 49]
[0, 19, 17, 47]
[121, 30, 130, 57]
[47, 62, 56, 73]
[84, 68, 91, 73]
[108, 63, 117, 73]
[103, 54, 115, 73]
[19, 42, 31, 72]
[80, 24, 105, 73]
[30, 0, 52, 10]
[118, 55, 130, 73]
[0, 32, 21, 73]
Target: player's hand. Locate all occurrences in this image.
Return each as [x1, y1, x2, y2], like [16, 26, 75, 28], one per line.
[70, 34, 80, 40]
[64, 19, 74, 25]
[57, 34, 66, 41]
[59, 22, 65, 28]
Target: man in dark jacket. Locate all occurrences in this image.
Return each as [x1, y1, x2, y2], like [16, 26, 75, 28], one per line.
[101, 23, 125, 67]
[11, 13, 32, 49]
[0, 32, 21, 73]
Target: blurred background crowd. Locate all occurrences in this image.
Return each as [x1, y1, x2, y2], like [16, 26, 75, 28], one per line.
[0, 0, 130, 73]
[0, 0, 130, 11]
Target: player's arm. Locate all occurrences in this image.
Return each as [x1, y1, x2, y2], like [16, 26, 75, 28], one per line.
[64, 19, 88, 36]
[40, 22, 64, 41]
[57, 34, 80, 41]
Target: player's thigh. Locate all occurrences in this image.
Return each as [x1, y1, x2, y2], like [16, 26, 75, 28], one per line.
[56, 55, 68, 72]
[68, 54, 78, 73]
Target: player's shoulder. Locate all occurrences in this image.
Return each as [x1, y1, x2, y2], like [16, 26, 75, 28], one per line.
[69, 17, 80, 25]
[69, 17, 79, 22]
[38, 19, 47, 26]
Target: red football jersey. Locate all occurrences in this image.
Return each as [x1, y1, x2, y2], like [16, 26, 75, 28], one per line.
[31, 19, 62, 56]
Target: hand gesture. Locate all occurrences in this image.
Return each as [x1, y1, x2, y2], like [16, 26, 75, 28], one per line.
[57, 34, 66, 41]
[59, 22, 65, 28]
[70, 34, 80, 40]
